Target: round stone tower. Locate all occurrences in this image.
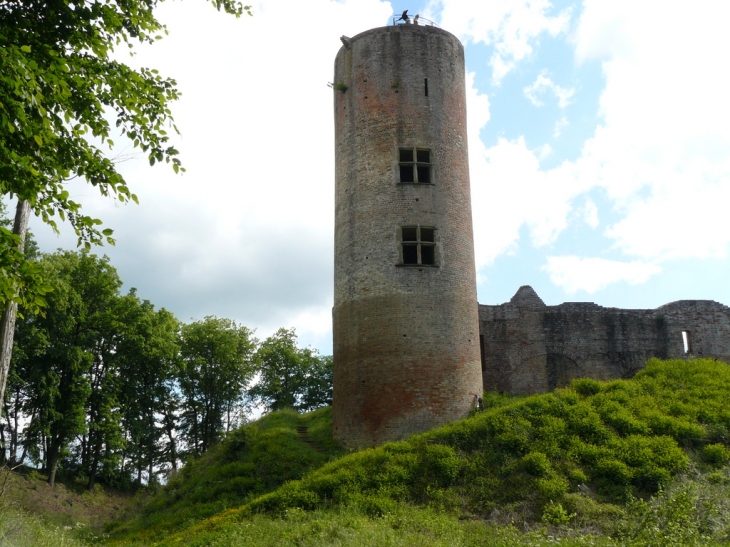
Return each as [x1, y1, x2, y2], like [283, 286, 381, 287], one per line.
[332, 23, 483, 448]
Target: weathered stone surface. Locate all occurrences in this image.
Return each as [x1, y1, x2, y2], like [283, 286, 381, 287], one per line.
[479, 286, 730, 395]
[332, 24, 482, 448]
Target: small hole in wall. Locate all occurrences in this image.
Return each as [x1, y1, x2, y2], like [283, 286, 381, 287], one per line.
[424, 78, 428, 96]
[682, 331, 691, 353]
[415, 198, 419, 201]
[403, 334, 407, 337]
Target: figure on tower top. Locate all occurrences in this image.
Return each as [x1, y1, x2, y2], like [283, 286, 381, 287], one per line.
[397, 10, 410, 24]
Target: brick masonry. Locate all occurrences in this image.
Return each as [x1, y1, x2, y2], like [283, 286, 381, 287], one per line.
[332, 24, 483, 448]
[480, 286, 730, 395]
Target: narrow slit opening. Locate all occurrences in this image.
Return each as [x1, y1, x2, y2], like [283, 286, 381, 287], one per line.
[424, 78, 428, 96]
[682, 331, 691, 353]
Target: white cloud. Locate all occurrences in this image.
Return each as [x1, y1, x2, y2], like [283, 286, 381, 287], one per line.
[29, 0, 394, 353]
[523, 73, 575, 108]
[569, 0, 730, 260]
[553, 115, 568, 137]
[470, 136, 591, 269]
[426, 0, 571, 82]
[576, 198, 599, 228]
[467, 0, 730, 295]
[543, 256, 661, 294]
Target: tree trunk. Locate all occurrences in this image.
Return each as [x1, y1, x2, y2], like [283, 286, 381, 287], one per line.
[87, 440, 101, 491]
[163, 408, 177, 472]
[47, 439, 61, 487]
[0, 422, 5, 465]
[0, 199, 31, 413]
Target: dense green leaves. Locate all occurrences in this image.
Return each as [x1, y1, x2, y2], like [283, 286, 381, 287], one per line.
[178, 317, 256, 458]
[251, 328, 333, 413]
[1, 249, 333, 488]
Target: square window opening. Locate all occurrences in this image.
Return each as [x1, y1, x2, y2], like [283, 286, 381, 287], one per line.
[399, 147, 432, 184]
[400, 165, 415, 183]
[399, 225, 437, 266]
[403, 244, 418, 264]
[402, 226, 418, 241]
[421, 245, 435, 265]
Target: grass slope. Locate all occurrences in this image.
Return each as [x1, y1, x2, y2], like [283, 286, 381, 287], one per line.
[0, 466, 134, 545]
[108, 406, 345, 543]
[112, 359, 730, 546]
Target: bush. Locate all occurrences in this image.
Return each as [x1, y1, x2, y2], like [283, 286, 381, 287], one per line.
[541, 501, 575, 525]
[702, 444, 730, 466]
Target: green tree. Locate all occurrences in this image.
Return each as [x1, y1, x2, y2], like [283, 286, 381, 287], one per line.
[115, 292, 180, 486]
[15, 251, 121, 486]
[0, 0, 251, 423]
[251, 328, 333, 413]
[178, 317, 256, 459]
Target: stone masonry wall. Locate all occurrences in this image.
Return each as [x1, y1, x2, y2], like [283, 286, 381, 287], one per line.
[479, 286, 730, 395]
[332, 24, 482, 448]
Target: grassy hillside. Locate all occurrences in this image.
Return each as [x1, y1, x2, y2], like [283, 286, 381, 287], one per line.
[107, 406, 345, 543]
[109, 358, 730, 546]
[0, 466, 134, 546]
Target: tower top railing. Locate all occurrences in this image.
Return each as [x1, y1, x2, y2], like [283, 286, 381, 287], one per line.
[390, 14, 440, 28]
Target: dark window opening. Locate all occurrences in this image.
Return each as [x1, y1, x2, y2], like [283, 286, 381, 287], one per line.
[399, 149, 414, 163]
[403, 244, 418, 264]
[424, 78, 429, 96]
[400, 225, 437, 266]
[421, 245, 435, 265]
[417, 165, 431, 183]
[400, 165, 415, 183]
[399, 148, 432, 183]
[402, 226, 418, 241]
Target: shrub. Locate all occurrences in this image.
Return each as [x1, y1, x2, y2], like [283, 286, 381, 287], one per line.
[520, 452, 552, 477]
[541, 500, 575, 525]
[702, 444, 730, 466]
[572, 378, 603, 397]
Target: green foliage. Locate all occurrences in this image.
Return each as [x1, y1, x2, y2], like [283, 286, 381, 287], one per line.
[541, 501, 575, 525]
[251, 328, 333, 413]
[0, 0, 250, 308]
[0, 504, 91, 547]
[702, 444, 730, 466]
[115, 503, 624, 547]
[333, 82, 348, 92]
[616, 467, 730, 547]
[13, 251, 122, 485]
[109, 407, 345, 543]
[178, 317, 257, 458]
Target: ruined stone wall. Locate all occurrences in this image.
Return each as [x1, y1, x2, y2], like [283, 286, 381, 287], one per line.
[479, 286, 730, 395]
[332, 24, 482, 448]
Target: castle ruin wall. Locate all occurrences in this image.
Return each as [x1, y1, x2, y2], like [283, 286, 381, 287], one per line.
[479, 286, 730, 395]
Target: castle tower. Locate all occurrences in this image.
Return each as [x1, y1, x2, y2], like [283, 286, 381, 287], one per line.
[332, 23, 483, 448]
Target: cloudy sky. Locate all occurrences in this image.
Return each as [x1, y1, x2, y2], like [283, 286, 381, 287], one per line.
[24, 0, 730, 354]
